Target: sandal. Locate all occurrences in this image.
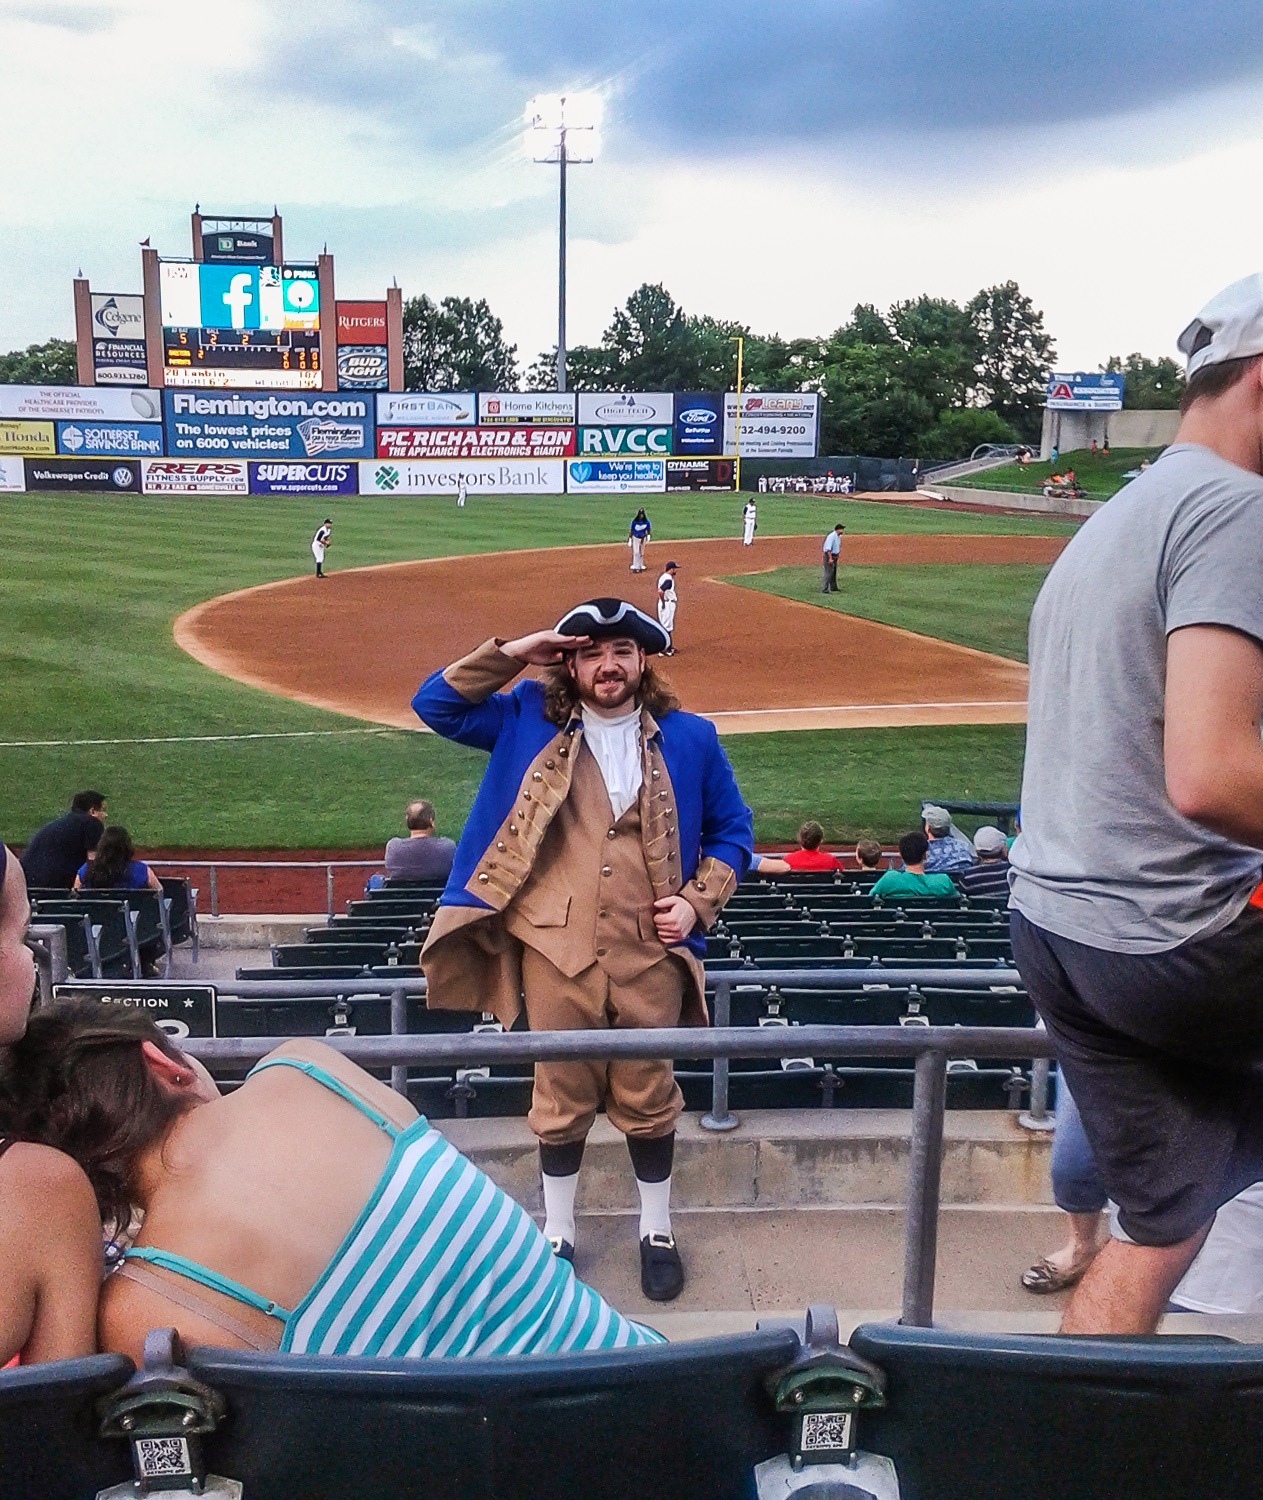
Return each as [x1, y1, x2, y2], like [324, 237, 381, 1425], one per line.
[1021, 1255, 1095, 1294]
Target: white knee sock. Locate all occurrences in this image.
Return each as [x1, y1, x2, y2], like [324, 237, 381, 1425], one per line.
[542, 1171, 579, 1246]
[636, 1176, 673, 1240]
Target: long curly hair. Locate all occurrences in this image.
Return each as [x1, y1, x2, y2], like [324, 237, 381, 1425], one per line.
[539, 661, 680, 727]
[0, 1003, 191, 1230]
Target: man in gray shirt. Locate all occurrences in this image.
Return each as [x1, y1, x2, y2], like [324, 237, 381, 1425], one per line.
[384, 799, 456, 882]
[1010, 272, 1263, 1334]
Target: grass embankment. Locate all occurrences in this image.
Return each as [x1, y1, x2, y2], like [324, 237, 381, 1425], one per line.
[0, 491, 1058, 846]
[949, 447, 1165, 499]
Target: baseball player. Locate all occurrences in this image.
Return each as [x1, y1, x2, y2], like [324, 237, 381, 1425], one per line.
[457, 476, 467, 508]
[657, 561, 678, 654]
[628, 508, 651, 572]
[741, 498, 757, 546]
[311, 518, 332, 578]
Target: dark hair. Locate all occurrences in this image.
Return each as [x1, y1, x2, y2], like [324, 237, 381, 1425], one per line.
[71, 790, 106, 815]
[84, 826, 137, 889]
[797, 821, 824, 851]
[0, 1004, 190, 1229]
[855, 837, 883, 869]
[899, 830, 929, 866]
[539, 661, 680, 728]
[404, 798, 435, 831]
[1179, 354, 1262, 414]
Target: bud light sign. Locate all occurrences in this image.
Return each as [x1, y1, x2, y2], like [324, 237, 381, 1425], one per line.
[337, 346, 388, 391]
[673, 393, 723, 455]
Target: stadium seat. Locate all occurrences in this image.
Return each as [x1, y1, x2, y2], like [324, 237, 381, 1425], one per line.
[24, 908, 99, 977]
[0, 1353, 133, 1500]
[848, 1321, 1263, 1500]
[33, 898, 138, 978]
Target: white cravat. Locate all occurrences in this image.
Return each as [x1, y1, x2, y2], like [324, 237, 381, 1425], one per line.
[580, 703, 643, 820]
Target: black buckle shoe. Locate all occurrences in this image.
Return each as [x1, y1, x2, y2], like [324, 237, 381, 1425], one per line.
[547, 1235, 574, 1263]
[640, 1232, 684, 1301]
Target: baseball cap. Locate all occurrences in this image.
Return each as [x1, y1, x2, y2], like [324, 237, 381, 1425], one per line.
[922, 804, 951, 834]
[1177, 273, 1263, 377]
[973, 825, 1008, 855]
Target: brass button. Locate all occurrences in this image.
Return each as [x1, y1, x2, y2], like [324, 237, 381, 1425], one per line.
[596, 947, 607, 957]
[509, 824, 518, 834]
[659, 792, 668, 801]
[546, 759, 555, 770]
[559, 747, 569, 758]
[651, 769, 660, 780]
[496, 841, 506, 851]
[599, 909, 607, 918]
[523, 792, 532, 802]
[478, 873, 489, 884]
[532, 772, 543, 782]
[695, 879, 706, 891]
[607, 828, 617, 839]
[602, 866, 612, 877]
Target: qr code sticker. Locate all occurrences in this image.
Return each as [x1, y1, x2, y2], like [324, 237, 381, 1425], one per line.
[134, 1437, 192, 1478]
[799, 1410, 853, 1453]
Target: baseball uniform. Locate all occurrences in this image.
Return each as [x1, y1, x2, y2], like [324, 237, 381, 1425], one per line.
[742, 501, 757, 546]
[312, 522, 331, 577]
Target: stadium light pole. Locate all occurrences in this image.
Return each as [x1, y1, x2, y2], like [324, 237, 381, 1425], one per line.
[526, 94, 600, 393]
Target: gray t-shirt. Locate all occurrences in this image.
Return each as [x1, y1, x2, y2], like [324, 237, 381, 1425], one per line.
[1010, 443, 1263, 953]
[384, 834, 456, 882]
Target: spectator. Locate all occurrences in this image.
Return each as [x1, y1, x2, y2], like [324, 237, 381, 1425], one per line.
[958, 825, 1011, 898]
[780, 821, 841, 871]
[922, 804, 974, 872]
[383, 800, 456, 883]
[855, 838, 884, 871]
[870, 832, 959, 901]
[73, 826, 161, 892]
[20, 791, 106, 891]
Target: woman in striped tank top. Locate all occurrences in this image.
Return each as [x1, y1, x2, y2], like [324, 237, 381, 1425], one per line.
[5, 1005, 664, 1365]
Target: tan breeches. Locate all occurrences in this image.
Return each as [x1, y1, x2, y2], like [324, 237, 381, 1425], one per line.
[521, 947, 688, 1144]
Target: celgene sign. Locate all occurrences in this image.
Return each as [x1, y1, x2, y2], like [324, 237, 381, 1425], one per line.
[164, 390, 373, 459]
[579, 426, 672, 455]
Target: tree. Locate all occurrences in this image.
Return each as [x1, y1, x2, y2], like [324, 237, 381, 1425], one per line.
[401, 295, 517, 391]
[920, 407, 1018, 459]
[817, 343, 938, 457]
[0, 337, 77, 384]
[967, 281, 1055, 440]
[1102, 352, 1184, 410]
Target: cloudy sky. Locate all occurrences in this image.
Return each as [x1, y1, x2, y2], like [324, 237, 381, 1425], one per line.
[4, 0, 1263, 373]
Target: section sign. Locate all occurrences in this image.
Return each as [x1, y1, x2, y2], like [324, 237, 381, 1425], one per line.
[673, 393, 723, 456]
[141, 460, 249, 495]
[359, 459, 565, 495]
[0, 386, 162, 422]
[724, 392, 819, 457]
[565, 458, 666, 494]
[376, 427, 575, 460]
[579, 426, 671, 455]
[90, 294, 148, 386]
[0, 420, 55, 456]
[478, 392, 575, 425]
[56, 421, 163, 457]
[249, 461, 359, 495]
[376, 392, 476, 426]
[25, 459, 140, 492]
[576, 392, 674, 425]
[665, 457, 736, 492]
[164, 391, 373, 459]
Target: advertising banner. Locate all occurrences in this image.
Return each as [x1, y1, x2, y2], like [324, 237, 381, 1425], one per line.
[141, 459, 248, 495]
[336, 347, 388, 390]
[377, 392, 476, 426]
[673, 394, 724, 455]
[0, 420, 55, 456]
[56, 421, 162, 457]
[91, 294, 148, 386]
[160, 261, 321, 389]
[359, 459, 566, 496]
[0, 457, 26, 492]
[377, 427, 575, 460]
[565, 458, 666, 495]
[478, 392, 575, 425]
[724, 392, 819, 457]
[576, 392, 674, 425]
[203, 231, 273, 265]
[336, 302, 388, 344]
[249, 462, 359, 496]
[579, 426, 671, 455]
[25, 459, 140, 492]
[0, 386, 162, 422]
[1045, 372, 1124, 411]
[665, 457, 737, 492]
[164, 391, 373, 459]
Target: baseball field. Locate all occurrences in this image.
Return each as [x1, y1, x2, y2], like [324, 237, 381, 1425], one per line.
[0, 490, 1077, 849]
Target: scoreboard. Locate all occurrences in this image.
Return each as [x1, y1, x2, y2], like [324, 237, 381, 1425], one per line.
[159, 261, 322, 390]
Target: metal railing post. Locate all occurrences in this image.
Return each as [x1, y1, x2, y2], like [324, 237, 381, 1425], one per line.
[901, 1046, 948, 1327]
[209, 864, 219, 918]
[1019, 1020, 1055, 1132]
[26, 923, 69, 1006]
[327, 864, 335, 920]
[390, 986, 408, 1097]
[700, 977, 738, 1132]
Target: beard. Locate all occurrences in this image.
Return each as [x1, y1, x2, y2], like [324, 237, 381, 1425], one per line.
[574, 665, 641, 712]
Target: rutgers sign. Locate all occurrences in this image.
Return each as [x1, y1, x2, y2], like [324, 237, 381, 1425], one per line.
[336, 301, 387, 345]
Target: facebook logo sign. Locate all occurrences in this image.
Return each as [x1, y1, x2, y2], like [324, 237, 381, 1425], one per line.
[199, 267, 261, 330]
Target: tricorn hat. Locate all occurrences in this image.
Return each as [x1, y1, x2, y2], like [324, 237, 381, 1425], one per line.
[555, 597, 669, 655]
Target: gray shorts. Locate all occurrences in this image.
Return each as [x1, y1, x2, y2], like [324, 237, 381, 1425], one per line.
[1011, 905, 1263, 1246]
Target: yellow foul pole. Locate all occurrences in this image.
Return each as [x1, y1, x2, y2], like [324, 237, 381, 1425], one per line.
[732, 335, 744, 495]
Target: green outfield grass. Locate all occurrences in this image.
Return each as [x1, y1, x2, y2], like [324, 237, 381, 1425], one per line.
[948, 446, 1164, 499]
[0, 490, 1065, 847]
[724, 563, 1052, 662]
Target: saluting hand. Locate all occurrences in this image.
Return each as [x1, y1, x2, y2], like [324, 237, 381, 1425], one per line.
[501, 630, 589, 665]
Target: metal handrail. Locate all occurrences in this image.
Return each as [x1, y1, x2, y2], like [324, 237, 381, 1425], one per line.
[148, 859, 387, 918]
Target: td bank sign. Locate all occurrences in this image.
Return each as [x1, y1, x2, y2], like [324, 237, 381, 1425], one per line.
[579, 426, 672, 455]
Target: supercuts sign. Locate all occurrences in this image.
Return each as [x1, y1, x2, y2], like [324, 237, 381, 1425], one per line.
[377, 427, 575, 460]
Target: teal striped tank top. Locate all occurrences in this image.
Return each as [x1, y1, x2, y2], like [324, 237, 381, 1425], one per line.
[126, 1057, 664, 1357]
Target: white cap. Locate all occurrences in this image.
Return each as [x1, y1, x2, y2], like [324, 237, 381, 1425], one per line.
[973, 825, 1008, 855]
[1177, 273, 1263, 378]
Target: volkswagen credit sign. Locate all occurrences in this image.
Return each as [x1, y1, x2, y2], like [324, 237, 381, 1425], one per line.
[26, 459, 140, 492]
[673, 394, 723, 455]
[376, 392, 476, 426]
[250, 461, 359, 495]
[576, 392, 673, 425]
[164, 391, 373, 459]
